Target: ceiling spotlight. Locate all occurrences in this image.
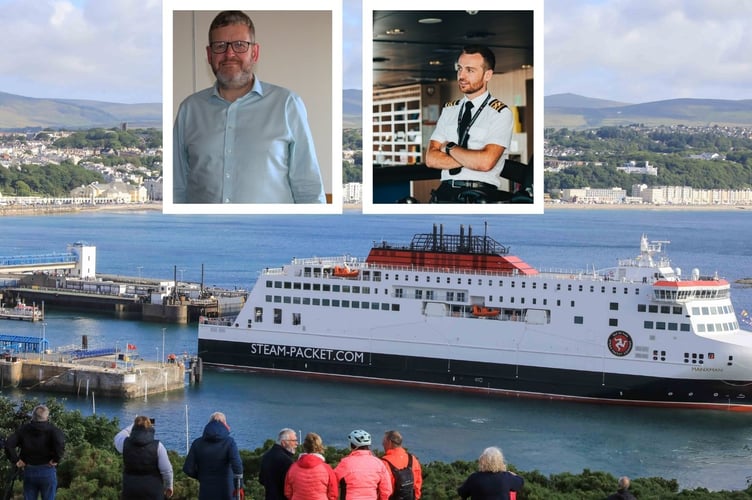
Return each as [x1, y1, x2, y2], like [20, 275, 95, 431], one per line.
[418, 17, 442, 24]
[428, 60, 442, 66]
[385, 28, 405, 35]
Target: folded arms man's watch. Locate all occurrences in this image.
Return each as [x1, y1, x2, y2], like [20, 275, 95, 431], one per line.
[444, 142, 457, 155]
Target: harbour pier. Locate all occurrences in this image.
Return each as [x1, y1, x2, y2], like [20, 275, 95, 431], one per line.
[0, 350, 198, 399]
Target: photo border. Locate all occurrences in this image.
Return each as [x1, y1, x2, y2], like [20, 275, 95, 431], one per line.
[162, 0, 343, 215]
[363, 0, 544, 215]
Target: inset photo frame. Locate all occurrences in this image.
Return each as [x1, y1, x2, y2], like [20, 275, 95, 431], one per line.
[363, 1, 543, 215]
[162, 0, 342, 214]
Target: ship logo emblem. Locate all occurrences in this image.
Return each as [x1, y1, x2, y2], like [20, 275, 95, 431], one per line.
[607, 330, 633, 356]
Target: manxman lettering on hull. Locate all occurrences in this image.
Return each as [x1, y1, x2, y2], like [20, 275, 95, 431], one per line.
[197, 224, 752, 411]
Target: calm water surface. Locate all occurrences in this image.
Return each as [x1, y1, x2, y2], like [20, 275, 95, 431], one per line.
[1, 209, 752, 491]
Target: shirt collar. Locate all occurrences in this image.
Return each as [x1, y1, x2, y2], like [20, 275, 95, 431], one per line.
[464, 91, 490, 107]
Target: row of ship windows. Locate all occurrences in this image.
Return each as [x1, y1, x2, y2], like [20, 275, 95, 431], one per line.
[269, 280, 373, 294]
[264, 295, 399, 313]
[279, 278, 642, 295]
[653, 288, 729, 300]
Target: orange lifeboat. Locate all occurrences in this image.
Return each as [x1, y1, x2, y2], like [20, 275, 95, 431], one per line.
[472, 305, 501, 317]
[333, 265, 359, 278]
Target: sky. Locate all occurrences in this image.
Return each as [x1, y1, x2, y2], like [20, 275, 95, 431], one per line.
[0, 0, 750, 104]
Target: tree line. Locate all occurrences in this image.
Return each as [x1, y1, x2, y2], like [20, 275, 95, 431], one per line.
[1, 397, 750, 499]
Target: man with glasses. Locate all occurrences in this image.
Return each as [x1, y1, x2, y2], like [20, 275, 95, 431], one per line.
[173, 10, 326, 204]
[259, 428, 298, 499]
[425, 45, 514, 203]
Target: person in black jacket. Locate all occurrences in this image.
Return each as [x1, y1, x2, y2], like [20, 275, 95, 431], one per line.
[183, 412, 243, 500]
[113, 416, 174, 499]
[606, 476, 637, 500]
[259, 427, 298, 499]
[4, 405, 65, 500]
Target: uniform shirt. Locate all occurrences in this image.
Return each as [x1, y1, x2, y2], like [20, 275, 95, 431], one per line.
[429, 91, 513, 188]
[173, 77, 326, 204]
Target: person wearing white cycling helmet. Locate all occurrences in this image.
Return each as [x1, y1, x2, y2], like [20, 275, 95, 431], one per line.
[334, 430, 392, 500]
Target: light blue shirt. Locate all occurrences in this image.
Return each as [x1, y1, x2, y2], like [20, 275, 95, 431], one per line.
[173, 78, 326, 204]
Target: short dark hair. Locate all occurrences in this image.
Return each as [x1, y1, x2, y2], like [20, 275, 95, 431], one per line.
[462, 45, 496, 72]
[209, 11, 255, 42]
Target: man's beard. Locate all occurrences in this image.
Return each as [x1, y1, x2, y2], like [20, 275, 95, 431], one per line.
[214, 62, 253, 90]
[459, 79, 484, 96]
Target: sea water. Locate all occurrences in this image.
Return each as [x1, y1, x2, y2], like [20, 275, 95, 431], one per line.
[1, 208, 752, 491]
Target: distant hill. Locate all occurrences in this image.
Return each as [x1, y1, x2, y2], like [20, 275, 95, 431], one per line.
[343, 89, 362, 129]
[0, 92, 160, 130]
[545, 93, 752, 129]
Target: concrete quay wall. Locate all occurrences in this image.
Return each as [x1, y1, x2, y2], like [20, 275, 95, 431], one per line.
[0, 357, 185, 398]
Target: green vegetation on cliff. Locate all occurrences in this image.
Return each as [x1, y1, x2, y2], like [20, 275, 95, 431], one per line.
[2, 397, 751, 499]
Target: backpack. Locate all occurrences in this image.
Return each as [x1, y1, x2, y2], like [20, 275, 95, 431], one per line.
[383, 453, 415, 500]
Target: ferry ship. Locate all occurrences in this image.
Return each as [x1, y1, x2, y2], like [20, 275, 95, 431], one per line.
[198, 224, 752, 411]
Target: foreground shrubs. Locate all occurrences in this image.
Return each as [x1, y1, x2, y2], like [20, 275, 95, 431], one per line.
[1, 397, 751, 499]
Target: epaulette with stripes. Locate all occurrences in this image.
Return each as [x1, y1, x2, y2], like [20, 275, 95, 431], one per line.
[489, 99, 508, 112]
[443, 99, 462, 108]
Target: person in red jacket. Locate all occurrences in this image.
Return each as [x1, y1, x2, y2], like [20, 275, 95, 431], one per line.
[381, 430, 422, 500]
[334, 430, 392, 500]
[284, 432, 337, 500]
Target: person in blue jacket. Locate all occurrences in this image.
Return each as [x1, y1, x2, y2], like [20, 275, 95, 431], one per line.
[184, 412, 244, 500]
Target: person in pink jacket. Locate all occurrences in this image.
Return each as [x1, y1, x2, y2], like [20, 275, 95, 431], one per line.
[334, 430, 392, 500]
[284, 432, 338, 500]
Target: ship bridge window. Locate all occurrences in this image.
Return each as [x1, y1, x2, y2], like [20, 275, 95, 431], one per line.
[274, 308, 282, 324]
[255, 307, 263, 322]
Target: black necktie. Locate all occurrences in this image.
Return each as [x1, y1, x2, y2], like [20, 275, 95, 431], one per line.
[458, 101, 474, 146]
[450, 101, 473, 175]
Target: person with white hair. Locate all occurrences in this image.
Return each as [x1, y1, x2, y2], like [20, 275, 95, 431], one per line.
[259, 427, 298, 499]
[457, 446, 523, 500]
[607, 476, 637, 499]
[4, 405, 65, 500]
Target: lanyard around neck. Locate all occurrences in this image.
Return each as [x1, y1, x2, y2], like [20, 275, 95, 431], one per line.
[457, 93, 491, 145]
